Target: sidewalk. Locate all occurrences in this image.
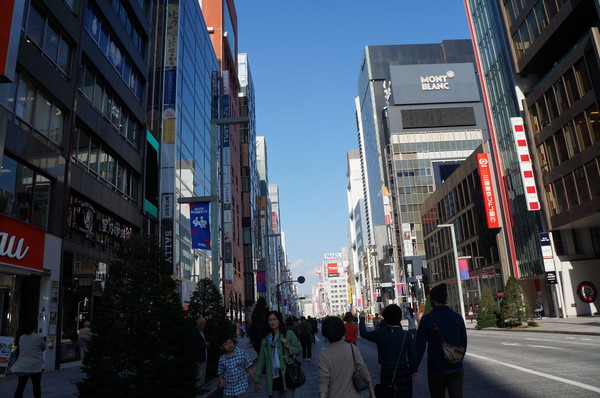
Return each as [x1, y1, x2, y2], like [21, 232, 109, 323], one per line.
[462, 314, 600, 336]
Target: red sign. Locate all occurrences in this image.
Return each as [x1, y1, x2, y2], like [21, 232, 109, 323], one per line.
[0, 0, 24, 82]
[0, 215, 45, 271]
[327, 262, 338, 277]
[476, 154, 500, 228]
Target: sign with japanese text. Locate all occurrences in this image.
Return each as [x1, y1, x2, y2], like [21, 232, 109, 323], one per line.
[476, 153, 500, 228]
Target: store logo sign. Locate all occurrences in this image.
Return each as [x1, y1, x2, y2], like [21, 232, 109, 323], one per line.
[420, 70, 454, 90]
[0, 215, 45, 271]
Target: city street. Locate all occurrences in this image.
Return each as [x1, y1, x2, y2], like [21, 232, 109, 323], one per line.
[1, 326, 599, 397]
[247, 328, 600, 398]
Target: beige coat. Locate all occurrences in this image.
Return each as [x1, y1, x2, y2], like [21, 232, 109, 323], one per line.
[318, 340, 372, 398]
[11, 333, 46, 374]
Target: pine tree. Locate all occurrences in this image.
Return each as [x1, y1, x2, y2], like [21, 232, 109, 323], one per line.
[76, 234, 197, 398]
[500, 276, 529, 327]
[476, 284, 499, 329]
[186, 278, 233, 376]
[249, 297, 269, 353]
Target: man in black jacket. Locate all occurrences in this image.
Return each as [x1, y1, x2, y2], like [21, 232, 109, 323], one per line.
[193, 317, 210, 393]
[416, 283, 467, 398]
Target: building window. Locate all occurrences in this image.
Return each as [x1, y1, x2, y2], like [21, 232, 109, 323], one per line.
[0, 155, 51, 229]
[23, 5, 72, 75]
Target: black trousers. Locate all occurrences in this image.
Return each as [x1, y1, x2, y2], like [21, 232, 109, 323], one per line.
[14, 372, 42, 398]
[427, 369, 464, 398]
[301, 338, 312, 359]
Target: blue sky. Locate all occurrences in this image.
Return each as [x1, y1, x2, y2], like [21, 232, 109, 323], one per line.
[235, 1, 471, 294]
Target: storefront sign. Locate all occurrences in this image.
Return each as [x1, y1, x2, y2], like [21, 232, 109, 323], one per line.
[545, 271, 557, 285]
[476, 153, 500, 228]
[511, 117, 540, 211]
[327, 263, 339, 277]
[577, 281, 597, 303]
[0, 215, 45, 271]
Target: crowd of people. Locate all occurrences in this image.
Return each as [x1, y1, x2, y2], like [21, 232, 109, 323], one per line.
[6, 283, 466, 398]
[206, 282, 467, 398]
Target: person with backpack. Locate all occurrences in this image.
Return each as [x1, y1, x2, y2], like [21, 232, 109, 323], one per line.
[298, 316, 313, 361]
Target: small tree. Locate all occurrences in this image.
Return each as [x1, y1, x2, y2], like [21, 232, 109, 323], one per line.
[500, 276, 529, 327]
[423, 294, 432, 315]
[77, 235, 196, 398]
[476, 285, 499, 329]
[186, 278, 233, 376]
[249, 297, 269, 354]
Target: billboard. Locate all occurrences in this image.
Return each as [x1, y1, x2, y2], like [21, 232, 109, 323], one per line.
[389, 63, 480, 105]
[327, 263, 339, 277]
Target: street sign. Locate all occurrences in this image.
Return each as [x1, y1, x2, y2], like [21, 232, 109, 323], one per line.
[297, 276, 305, 284]
[546, 271, 557, 285]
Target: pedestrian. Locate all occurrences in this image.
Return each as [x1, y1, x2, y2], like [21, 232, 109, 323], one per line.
[241, 321, 247, 338]
[235, 320, 242, 338]
[299, 316, 313, 361]
[11, 319, 46, 398]
[416, 283, 467, 398]
[77, 321, 93, 365]
[406, 308, 417, 340]
[534, 302, 544, 320]
[218, 335, 255, 397]
[359, 305, 418, 398]
[319, 316, 376, 398]
[193, 317, 211, 394]
[308, 316, 318, 343]
[467, 306, 475, 324]
[254, 310, 302, 397]
[343, 312, 358, 344]
[372, 313, 381, 328]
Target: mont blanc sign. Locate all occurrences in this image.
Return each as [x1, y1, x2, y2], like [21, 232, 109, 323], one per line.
[390, 63, 480, 105]
[0, 214, 45, 271]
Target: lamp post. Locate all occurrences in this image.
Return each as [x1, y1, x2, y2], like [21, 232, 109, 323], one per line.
[276, 276, 305, 313]
[437, 224, 466, 321]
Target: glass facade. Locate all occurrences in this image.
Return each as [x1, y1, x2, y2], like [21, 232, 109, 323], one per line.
[466, 0, 545, 277]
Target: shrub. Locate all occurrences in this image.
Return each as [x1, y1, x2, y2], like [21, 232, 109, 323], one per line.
[500, 276, 529, 327]
[476, 285, 499, 329]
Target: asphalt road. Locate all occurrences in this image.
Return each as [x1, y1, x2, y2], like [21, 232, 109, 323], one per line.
[249, 329, 600, 398]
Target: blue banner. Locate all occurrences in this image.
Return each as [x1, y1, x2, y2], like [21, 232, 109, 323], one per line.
[190, 202, 211, 250]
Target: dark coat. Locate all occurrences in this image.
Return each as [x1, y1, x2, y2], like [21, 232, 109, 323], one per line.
[192, 327, 207, 362]
[416, 305, 467, 373]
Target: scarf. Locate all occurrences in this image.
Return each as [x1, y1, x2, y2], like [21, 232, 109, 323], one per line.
[268, 331, 281, 378]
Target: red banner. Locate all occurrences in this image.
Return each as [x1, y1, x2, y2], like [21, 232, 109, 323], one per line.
[0, 215, 45, 271]
[476, 154, 500, 228]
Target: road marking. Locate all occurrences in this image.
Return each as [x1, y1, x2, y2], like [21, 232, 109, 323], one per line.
[527, 344, 563, 350]
[524, 337, 600, 347]
[501, 342, 521, 346]
[467, 353, 600, 394]
[564, 337, 576, 339]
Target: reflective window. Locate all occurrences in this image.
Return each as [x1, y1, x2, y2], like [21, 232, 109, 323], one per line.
[585, 160, 600, 198]
[574, 167, 590, 203]
[0, 155, 50, 228]
[574, 112, 592, 150]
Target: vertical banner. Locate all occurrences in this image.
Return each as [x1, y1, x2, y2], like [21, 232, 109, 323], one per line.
[458, 258, 470, 280]
[476, 153, 500, 228]
[190, 202, 211, 250]
[256, 271, 266, 293]
[511, 117, 540, 211]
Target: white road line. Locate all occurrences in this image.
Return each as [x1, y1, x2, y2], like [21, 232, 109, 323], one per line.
[467, 352, 600, 394]
[524, 337, 600, 347]
[527, 344, 563, 350]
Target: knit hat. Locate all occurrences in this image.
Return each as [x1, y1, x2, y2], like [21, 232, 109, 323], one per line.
[429, 283, 448, 304]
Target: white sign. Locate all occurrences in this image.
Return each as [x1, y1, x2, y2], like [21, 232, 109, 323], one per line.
[420, 70, 454, 90]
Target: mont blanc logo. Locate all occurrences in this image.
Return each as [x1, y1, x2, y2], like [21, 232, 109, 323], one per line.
[420, 70, 454, 90]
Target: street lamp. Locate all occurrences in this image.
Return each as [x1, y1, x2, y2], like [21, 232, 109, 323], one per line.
[437, 224, 466, 321]
[276, 276, 305, 313]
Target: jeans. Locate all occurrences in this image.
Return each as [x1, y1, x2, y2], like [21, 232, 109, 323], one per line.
[427, 369, 464, 398]
[14, 372, 42, 398]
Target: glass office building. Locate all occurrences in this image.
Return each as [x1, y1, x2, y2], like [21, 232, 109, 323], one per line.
[148, 0, 219, 304]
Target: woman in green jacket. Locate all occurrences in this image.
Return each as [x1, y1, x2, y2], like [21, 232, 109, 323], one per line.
[254, 310, 302, 397]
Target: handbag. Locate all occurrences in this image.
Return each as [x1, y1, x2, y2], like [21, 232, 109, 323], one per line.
[350, 344, 369, 392]
[429, 313, 465, 364]
[284, 333, 306, 389]
[374, 333, 406, 398]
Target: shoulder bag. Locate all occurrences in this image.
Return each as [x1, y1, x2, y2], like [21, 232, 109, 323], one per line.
[350, 344, 370, 392]
[374, 333, 406, 398]
[429, 313, 465, 364]
[284, 332, 306, 389]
